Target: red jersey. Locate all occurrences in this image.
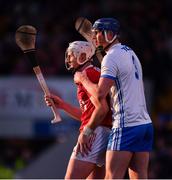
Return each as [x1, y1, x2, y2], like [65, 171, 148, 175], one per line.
[77, 65, 112, 132]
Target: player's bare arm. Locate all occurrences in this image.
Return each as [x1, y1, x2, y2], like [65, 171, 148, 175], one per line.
[74, 71, 98, 98]
[76, 94, 109, 156]
[74, 72, 114, 100]
[85, 95, 109, 132]
[45, 94, 81, 121]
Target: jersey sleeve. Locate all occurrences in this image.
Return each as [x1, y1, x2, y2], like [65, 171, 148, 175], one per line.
[86, 68, 100, 84]
[101, 54, 118, 80]
[82, 67, 100, 97]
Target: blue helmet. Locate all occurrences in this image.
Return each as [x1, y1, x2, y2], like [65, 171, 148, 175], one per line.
[92, 18, 120, 34]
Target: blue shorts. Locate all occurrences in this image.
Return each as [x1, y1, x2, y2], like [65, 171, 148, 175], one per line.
[107, 123, 153, 152]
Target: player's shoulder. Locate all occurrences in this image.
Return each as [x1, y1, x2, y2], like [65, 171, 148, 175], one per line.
[85, 66, 100, 83]
[108, 44, 134, 61]
[110, 43, 133, 53]
[85, 66, 100, 74]
[103, 44, 133, 67]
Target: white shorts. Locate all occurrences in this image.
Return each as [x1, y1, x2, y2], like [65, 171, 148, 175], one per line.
[70, 126, 111, 167]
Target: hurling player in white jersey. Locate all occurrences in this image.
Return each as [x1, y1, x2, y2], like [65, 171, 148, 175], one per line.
[74, 18, 154, 179]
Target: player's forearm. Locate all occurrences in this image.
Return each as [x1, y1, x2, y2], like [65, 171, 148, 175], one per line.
[61, 102, 82, 121]
[87, 109, 106, 130]
[86, 98, 109, 130]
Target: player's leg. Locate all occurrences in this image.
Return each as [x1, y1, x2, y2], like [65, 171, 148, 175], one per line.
[128, 152, 149, 179]
[87, 165, 105, 179]
[65, 158, 95, 179]
[128, 123, 153, 179]
[105, 150, 132, 179]
[105, 126, 142, 179]
[65, 126, 110, 179]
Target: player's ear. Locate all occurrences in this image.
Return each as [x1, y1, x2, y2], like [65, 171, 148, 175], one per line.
[79, 53, 86, 63]
[107, 31, 114, 40]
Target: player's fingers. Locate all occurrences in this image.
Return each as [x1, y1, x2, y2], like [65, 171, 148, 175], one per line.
[44, 95, 57, 107]
[82, 71, 87, 76]
[84, 143, 91, 153]
[75, 143, 80, 155]
[79, 143, 86, 156]
[81, 143, 90, 156]
[76, 143, 86, 157]
[44, 94, 55, 100]
[79, 143, 84, 156]
[44, 95, 52, 106]
[44, 94, 49, 100]
[87, 139, 93, 152]
[74, 72, 83, 83]
[73, 73, 78, 83]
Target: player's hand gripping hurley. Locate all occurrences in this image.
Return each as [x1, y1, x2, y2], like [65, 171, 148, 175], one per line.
[15, 25, 61, 123]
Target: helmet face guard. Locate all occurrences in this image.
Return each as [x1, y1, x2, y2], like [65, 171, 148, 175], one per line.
[65, 41, 95, 70]
[92, 18, 120, 43]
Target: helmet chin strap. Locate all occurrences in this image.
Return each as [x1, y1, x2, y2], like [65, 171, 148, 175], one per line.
[103, 32, 118, 51]
[104, 31, 117, 43]
[71, 60, 92, 74]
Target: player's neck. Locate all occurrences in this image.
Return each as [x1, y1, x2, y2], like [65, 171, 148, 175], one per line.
[105, 39, 119, 52]
[77, 62, 92, 72]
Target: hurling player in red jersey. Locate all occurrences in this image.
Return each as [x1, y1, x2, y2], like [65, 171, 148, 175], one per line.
[44, 41, 112, 179]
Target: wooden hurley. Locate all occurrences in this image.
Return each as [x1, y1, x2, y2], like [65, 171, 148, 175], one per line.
[15, 25, 61, 123]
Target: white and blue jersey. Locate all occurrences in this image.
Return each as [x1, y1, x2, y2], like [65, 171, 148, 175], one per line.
[101, 43, 152, 128]
[101, 43, 153, 151]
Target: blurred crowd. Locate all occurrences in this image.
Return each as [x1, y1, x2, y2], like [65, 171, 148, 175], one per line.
[0, 0, 172, 178]
[0, 138, 55, 178]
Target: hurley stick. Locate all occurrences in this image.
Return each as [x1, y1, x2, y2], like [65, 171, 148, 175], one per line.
[75, 17, 106, 63]
[15, 25, 61, 123]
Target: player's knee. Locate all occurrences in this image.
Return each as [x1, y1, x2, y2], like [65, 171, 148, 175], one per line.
[64, 174, 70, 179]
[105, 171, 112, 179]
[129, 167, 148, 179]
[64, 171, 74, 179]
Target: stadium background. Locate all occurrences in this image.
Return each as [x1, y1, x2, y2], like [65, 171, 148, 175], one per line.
[0, 0, 172, 178]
